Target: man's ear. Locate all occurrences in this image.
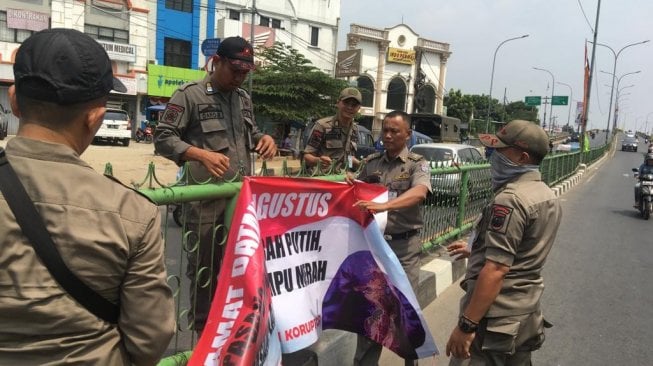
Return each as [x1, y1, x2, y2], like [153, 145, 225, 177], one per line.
[8, 85, 21, 118]
[85, 104, 106, 133]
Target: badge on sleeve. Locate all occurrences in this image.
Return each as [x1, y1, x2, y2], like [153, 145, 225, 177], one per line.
[489, 204, 513, 234]
[161, 104, 185, 125]
[420, 162, 430, 172]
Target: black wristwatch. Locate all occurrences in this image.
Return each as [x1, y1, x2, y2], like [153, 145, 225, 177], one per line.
[458, 315, 479, 334]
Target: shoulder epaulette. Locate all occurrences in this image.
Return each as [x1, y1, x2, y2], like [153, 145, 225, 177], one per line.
[407, 152, 424, 161]
[316, 116, 334, 125]
[178, 81, 197, 91]
[104, 174, 156, 204]
[365, 152, 383, 162]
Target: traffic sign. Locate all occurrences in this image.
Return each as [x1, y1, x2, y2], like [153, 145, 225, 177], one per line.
[552, 96, 568, 105]
[201, 38, 221, 56]
[524, 96, 541, 106]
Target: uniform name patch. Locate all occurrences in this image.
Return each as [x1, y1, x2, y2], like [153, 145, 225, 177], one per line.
[489, 204, 513, 234]
[161, 104, 185, 125]
[198, 104, 223, 120]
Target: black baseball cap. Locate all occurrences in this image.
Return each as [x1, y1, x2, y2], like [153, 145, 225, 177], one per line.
[216, 36, 255, 71]
[13, 28, 127, 105]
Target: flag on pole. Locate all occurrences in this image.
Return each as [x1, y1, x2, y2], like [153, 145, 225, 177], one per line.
[581, 40, 590, 129]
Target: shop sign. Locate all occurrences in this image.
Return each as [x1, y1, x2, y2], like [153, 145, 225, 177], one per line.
[387, 47, 416, 65]
[335, 49, 361, 77]
[7, 8, 49, 32]
[147, 64, 207, 97]
[96, 40, 137, 63]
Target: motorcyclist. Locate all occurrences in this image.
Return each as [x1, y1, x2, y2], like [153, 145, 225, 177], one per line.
[634, 152, 653, 207]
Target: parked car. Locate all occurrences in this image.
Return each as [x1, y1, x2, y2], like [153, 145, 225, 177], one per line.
[621, 137, 638, 152]
[355, 125, 376, 160]
[410, 143, 486, 201]
[0, 104, 9, 140]
[94, 108, 132, 146]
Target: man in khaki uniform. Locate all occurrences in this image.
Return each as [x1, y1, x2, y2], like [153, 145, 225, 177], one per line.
[303, 87, 363, 171]
[347, 110, 432, 366]
[154, 36, 276, 332]
[0, 28, 174, 365]
[446, 120, 562, 365]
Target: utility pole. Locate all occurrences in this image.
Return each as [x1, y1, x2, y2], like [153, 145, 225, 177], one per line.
[541, 96, 551, 130]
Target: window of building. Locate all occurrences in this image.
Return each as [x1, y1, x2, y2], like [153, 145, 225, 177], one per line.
[386, 77, 407, 111]
[228, 9, 240, 20]
[259, 16, 269, 27]
[85, 24, 129, 43]
[0, 11, 37, 43]
[310, 26, 319, 47]
[164, 37, 191, 69]
[166, 0, 192, 13]
[357, 76, 375, 108]
[271, 18, 281, 29]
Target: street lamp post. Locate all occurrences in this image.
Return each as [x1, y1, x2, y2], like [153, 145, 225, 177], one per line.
[600, 69, 640, 140]
[556, 81, 573, 127]
[533, 67, 555, 133]
[486, 34, 529, 133]
[592, 40, 649, 139]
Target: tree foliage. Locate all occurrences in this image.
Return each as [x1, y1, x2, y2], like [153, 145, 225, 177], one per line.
[251, 42, 348, 123]
[444, 90, 541, 134]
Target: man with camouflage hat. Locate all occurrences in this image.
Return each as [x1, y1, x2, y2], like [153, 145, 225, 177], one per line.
[302, 87, 363, 171]
[446, 120, 562, 365]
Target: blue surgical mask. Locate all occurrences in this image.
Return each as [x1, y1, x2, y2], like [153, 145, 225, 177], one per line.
[490, 151, 539, 190]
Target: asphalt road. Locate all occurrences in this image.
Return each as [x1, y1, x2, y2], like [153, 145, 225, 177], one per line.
[387, 138, 653, 365]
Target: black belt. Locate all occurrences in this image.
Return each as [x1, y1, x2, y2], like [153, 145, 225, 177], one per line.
[383, 229, 420, 241]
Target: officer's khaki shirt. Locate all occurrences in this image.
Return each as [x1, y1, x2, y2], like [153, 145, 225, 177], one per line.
[303, 116, 359, 170]
[0, 137, 175, 365]
[462, 170, 562, 317]
[357, 147, 432, 234]
[154, 74, 265, 222]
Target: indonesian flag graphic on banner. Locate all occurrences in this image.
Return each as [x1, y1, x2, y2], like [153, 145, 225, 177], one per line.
[188, 177, 438, 366]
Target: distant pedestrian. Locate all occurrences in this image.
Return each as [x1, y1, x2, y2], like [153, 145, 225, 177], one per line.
[446, 120, 562, 365]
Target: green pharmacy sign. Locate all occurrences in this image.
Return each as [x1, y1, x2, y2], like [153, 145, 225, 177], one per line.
[147, 64, 207, 97]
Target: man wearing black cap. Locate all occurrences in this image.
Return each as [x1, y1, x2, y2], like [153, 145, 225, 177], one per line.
[446, 120, 562, 365]
[0, 28, 174, 365]
[154, 36, 276, 333]
[302, 87, 363, 171]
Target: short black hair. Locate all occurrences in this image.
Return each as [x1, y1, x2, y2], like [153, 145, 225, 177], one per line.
[384, 110, 411, 129]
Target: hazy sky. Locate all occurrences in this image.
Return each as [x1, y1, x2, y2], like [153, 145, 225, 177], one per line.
[339, 0, 653, 133]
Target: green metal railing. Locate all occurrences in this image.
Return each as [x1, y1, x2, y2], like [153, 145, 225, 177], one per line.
[103, 139, 611, 364]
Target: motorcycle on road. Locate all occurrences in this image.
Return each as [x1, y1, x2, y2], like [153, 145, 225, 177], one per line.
[633, 168, 653, 220]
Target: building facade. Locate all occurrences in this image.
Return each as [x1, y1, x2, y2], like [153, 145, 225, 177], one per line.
[215, 0, 340, 74]
[0, 0, 150, 135]
[344, 23, 451, 136]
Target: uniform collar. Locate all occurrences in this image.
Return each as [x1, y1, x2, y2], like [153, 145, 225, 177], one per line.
[383, 146, 409, 162]
[5, 136, 91, 168]
[495, 170, 543, 192]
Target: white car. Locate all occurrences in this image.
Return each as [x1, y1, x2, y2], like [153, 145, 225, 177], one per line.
[95, 108, 131, 146]
[410, 143, 486, 200]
